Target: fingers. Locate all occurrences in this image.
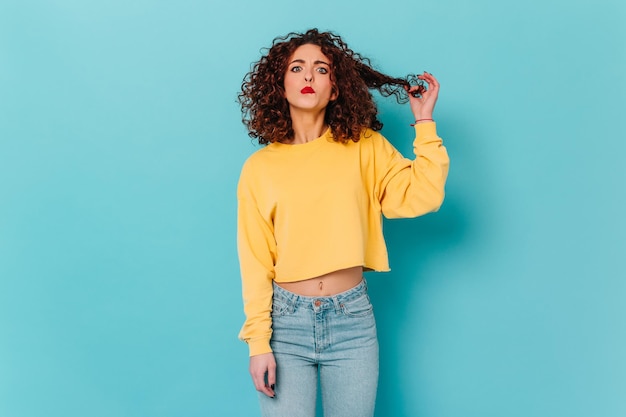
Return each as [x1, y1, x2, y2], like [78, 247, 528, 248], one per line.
[408, 84, 426, 97]
[409, 72, 439, 120]
[408, 72, 438, 99]
[407, 71, 438, 95]
[418, 71, 439, 86]
[418, 72, 439, 95]
[249, 353, 277, 398]
[266, 359, 276, 389]
[251, 369, 274, 397]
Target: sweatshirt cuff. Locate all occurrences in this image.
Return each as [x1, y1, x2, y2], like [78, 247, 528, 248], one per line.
[248, 338, 273, 357]
[413, 121, 437, 137]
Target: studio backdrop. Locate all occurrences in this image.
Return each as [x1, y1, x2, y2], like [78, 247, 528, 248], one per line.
[1, 1, 624, 416]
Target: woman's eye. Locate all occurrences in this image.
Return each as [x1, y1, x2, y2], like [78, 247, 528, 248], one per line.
[316, 67, 328, 74]
[290, 66, 302, 72]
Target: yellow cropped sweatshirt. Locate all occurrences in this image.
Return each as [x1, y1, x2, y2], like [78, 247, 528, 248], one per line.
[237, 122, 449, 356]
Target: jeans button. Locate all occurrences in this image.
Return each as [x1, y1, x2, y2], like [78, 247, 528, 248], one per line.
[314, 300, 321, 307]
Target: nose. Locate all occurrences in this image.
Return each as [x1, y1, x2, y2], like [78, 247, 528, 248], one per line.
[304, 69, 313, 82]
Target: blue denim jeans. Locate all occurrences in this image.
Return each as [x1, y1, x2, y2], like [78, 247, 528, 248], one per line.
[259, 279, 379, 417]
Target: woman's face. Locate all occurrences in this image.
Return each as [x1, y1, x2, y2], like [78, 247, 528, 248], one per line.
[283, 44, 337, 114]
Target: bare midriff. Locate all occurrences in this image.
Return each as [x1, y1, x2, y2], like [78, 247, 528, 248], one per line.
[275, 266, 364, 297]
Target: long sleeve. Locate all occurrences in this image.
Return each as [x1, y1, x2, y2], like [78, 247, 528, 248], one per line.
[237, 162, 277, 356]
[373, 122, 449, 218]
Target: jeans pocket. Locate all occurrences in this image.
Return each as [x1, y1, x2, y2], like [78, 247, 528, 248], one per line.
[340, 294, 373, 317]
[271, 297, 290, 317]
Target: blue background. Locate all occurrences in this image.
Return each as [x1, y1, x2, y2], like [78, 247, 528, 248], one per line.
[1, 1, 624, 416]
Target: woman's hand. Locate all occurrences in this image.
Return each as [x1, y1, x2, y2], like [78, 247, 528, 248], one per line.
[249, 352, 276, 398]
[408, 72, 440, 122]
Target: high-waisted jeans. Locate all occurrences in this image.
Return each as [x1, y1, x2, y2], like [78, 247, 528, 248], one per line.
[259, 279, 379, 417]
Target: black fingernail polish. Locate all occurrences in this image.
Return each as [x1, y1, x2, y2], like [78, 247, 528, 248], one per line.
[271, 384, 275, 390]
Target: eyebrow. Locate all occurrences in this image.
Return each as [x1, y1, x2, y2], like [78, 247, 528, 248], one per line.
[288, 59, 330, 66]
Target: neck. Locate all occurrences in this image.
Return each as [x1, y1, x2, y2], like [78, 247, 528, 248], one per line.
[289, 109, 327, 144]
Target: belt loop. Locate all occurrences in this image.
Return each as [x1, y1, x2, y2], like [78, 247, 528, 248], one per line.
[332, 296, 342, 313]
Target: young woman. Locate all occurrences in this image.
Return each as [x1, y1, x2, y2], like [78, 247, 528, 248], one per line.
[236, 28, 449, 417]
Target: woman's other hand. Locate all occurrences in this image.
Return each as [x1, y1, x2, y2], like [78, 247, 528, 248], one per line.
[249, 352, 277, 398]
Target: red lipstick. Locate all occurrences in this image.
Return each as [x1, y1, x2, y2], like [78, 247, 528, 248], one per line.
[301, 86, 315, 94]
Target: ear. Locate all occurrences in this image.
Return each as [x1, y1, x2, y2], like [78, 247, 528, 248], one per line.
[330, 85, 339, 101]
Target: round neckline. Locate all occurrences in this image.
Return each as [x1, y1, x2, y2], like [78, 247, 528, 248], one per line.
[270, 127, 333, 150]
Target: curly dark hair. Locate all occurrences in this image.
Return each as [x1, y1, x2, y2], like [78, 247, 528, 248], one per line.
[238, 28, 424, 144]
